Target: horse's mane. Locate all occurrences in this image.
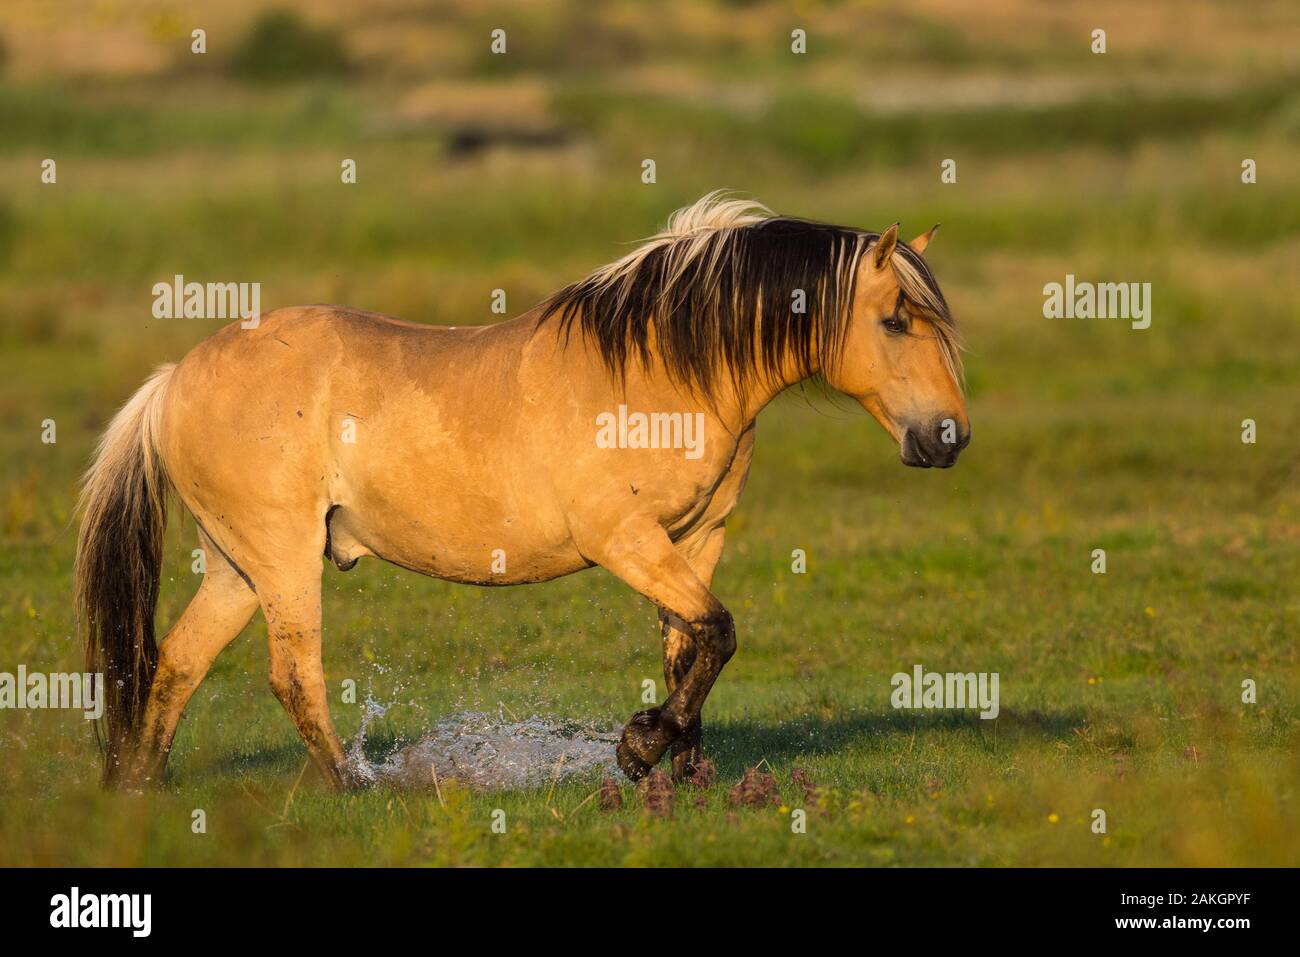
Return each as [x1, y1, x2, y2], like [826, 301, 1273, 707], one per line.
[535, 191, 960, 403]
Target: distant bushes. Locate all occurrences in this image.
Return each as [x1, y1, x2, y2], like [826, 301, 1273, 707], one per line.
[227, 9, 350, 84]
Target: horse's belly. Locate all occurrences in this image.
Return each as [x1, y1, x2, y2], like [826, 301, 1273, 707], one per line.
[326, 503, 590, 585]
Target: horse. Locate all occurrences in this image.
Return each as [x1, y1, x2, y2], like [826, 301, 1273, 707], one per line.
[75, 192, 969, 791]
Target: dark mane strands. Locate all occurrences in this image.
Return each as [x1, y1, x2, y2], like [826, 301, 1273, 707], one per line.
[536, 194, 959, 404]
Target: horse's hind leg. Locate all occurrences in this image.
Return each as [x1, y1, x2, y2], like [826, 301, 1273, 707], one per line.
[124, 529, 259, 787]
[661, 525, 727, 782]
[586, 521, 736, 780]
[251, 555, 359, 791]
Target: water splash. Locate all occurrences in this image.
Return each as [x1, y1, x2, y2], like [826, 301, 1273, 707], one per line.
[363, 710, 621, 791]
[345, 694, 390, 785]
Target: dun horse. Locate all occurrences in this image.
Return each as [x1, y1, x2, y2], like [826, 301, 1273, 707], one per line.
[76, 194, 969, 790]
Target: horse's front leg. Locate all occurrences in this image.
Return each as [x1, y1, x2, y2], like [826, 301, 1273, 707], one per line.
[661, 525, 727, 781]
[590, 523, 736, 780]
[659, 611, 701, 779]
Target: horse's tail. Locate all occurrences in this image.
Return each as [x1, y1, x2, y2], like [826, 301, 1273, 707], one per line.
[75, 363, 175, 785]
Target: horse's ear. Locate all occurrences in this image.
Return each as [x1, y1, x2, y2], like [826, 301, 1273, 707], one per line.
[872, 223, 899, 270]
[909, 223, 940, 256]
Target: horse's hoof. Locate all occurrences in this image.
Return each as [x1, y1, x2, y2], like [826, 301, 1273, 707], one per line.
[616, 739, 653, 781]
[669, 722, 703, 784]
[338, 769, 374, 792]
[670, 751, 698, 784]
[616, 709, 664, 780]
[106, 757, 165, 792]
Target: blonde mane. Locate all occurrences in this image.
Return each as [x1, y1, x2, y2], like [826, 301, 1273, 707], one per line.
[538, 191, 961, 399]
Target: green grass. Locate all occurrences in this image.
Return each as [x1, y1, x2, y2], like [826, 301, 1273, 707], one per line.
[0, 0, 1298, 866]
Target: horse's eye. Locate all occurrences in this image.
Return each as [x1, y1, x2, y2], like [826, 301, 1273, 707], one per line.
[881, 316, 907, 335]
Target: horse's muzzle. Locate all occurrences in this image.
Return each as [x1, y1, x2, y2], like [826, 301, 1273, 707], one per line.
[900, 418, 970, 469]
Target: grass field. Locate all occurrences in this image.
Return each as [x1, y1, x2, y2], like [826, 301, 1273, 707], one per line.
[0, 0, 1298, 866]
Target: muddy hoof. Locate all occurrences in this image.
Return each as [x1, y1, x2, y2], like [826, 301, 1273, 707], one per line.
[333, 764, 375, 793]
[616, 709, 663, 781]
[669, 725, 703, 784]
[616, 739, 653, 780]
[670, 750, 695, 783]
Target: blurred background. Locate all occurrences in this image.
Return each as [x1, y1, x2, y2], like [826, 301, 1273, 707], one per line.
[1, 0, 1297, 420]
[0, 1, 1297, 865]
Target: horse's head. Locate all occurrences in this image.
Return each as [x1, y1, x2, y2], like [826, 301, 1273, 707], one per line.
[826, 224, 970, 469]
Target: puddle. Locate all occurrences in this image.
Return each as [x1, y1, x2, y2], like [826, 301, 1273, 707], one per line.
[351, 706, 622, 791]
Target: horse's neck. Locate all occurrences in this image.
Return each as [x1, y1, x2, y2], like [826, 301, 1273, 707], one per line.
[672, 362, 810, 436]
[520, 309, 806, 433]
[728, 352, 820, 428]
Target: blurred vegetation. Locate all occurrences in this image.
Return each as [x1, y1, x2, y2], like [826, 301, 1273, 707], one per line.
[227, 8, 350, 84]
[0, 0, 1296, 866]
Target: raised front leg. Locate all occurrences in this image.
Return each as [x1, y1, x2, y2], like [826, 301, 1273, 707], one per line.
[589, 522, 736, 780]
[661, 525, 727, 781]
